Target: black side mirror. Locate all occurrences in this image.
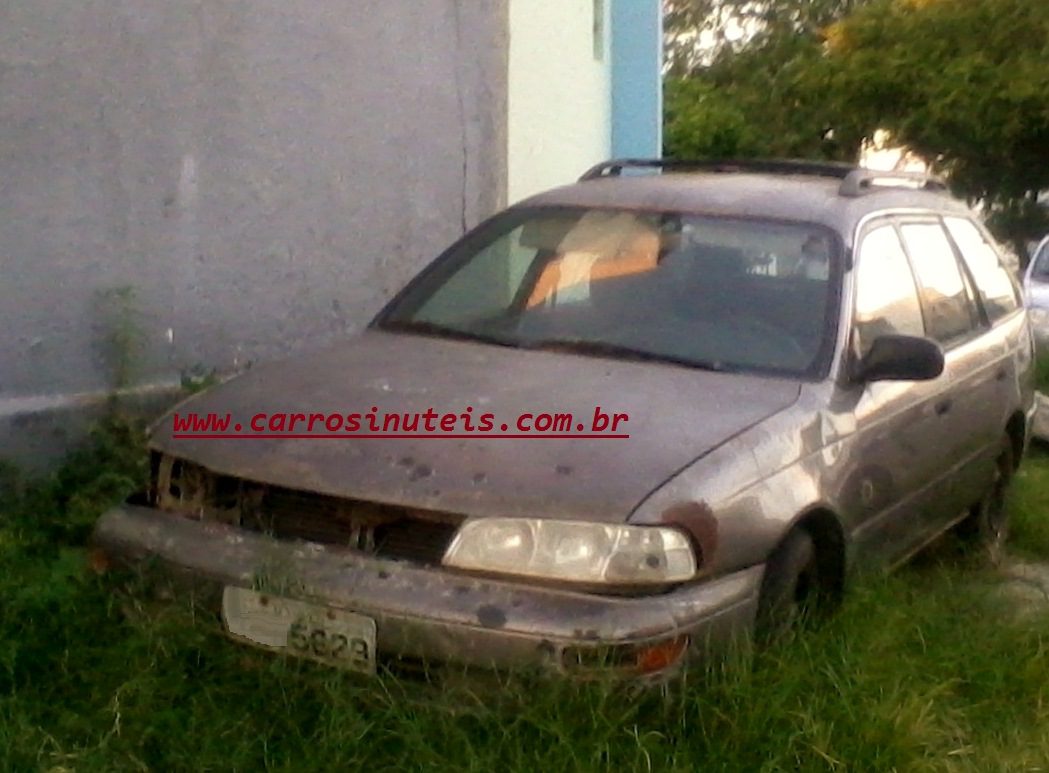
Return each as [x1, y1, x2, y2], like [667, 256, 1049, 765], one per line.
[854, 335, 944, 382]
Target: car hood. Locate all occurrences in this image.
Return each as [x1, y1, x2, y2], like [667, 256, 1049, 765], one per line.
[151, 330, 801, 522]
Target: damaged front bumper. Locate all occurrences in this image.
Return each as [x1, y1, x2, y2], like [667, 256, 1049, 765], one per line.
[92, 504, 761, 677]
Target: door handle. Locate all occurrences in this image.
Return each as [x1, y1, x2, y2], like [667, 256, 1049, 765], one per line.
[935, 398, 953, 416]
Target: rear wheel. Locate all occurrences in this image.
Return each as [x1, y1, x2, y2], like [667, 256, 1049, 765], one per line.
[755, 528, 823, 644]
[955, 435, 1014, 565]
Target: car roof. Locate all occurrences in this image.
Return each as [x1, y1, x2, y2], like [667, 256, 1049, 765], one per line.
[517, 171, 976, 246]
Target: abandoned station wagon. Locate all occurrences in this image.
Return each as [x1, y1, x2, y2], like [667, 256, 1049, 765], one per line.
[93, 159, 1036, 679]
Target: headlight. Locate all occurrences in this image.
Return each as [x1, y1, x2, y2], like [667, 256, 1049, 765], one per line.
[442, 518, 697, 584]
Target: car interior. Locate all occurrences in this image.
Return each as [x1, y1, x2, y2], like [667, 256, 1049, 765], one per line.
[514, 233, 832, 374]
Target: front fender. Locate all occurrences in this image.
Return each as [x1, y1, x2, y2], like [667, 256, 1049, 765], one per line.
[629, 394, 845, 577]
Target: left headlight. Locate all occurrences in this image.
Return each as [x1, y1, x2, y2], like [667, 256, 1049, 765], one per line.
[442, 518, 697, 585]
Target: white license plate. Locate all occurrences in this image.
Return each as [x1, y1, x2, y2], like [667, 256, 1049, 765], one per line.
[222, 586, 376, 674]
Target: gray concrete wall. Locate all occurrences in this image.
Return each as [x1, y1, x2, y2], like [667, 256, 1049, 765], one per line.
[0, 0, 509, 466]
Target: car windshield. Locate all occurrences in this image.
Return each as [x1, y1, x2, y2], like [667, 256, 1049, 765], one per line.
[377, 206, 841, 377]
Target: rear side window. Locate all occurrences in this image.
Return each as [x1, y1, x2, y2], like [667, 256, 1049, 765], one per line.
[853, 225, 925, 356]
[942, 217, 1021, 322]
[899, 222, 979, 347]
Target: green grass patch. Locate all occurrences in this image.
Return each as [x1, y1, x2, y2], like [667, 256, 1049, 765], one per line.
[1008, 444, 1049, 557]
[2, 423, 1049, 770]
[1034, 356, 1049, 395]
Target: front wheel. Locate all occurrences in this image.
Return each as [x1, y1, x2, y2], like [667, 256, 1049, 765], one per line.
[754, 528, 824, 644]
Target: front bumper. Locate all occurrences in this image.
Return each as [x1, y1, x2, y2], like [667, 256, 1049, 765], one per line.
[92, 504, 762, 675]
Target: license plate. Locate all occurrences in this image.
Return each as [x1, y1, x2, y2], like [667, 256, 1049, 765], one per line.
[221, 586, 376, 674]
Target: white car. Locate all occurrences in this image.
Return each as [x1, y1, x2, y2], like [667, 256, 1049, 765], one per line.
[1023, 235, 1049, 348]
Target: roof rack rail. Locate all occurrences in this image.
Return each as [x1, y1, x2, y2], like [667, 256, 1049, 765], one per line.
[579, 157, 951, 198]
[578, 157, 857, 182]
[837, 169, 948, 197]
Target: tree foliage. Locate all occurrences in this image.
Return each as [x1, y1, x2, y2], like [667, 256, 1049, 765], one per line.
[663, 0, 1049, 251]
[665, 0, 866, 73]
[664, 42, 841, 159]
[821, 0, 1049, 250]
[664, 79, 753, 159]
[664, 0, 865, 160]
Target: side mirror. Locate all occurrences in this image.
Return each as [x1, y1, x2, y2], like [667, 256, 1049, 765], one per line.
[853, 335, 944, 382]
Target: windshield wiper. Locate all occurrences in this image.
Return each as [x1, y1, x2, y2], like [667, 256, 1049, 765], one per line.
[381, 324, 740, 372]
[380, 319, 518, 348]
[521, 338, 738, 372]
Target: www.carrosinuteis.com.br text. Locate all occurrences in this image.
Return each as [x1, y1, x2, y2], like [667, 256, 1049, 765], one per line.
[170, 406, 630, 439]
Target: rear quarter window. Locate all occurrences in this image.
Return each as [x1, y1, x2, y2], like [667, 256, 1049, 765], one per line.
[943, 217, 1021, 322]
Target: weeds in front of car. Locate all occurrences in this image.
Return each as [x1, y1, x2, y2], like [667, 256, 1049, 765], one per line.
[3, 425, 1049, 771]
[92, 285, 146, 393]
[179, 363, 222, 395]
[0, 416, 147, 555]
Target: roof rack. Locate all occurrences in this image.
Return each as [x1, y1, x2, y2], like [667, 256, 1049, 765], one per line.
[578, 158, 856, 182]
[837, 169, 948, 197]
[578, 158, 949, 197]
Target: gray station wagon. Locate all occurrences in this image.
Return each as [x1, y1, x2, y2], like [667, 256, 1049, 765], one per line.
[93, 159, 1037, 680]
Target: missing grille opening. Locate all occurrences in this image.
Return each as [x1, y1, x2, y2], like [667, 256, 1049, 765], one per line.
[153, 456, 462, 564]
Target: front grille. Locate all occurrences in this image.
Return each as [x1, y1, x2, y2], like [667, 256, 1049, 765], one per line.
[154, 454, 462, 565]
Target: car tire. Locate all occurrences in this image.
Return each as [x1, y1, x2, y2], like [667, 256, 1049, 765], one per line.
[754, 527, 822, 644]
[955, 435, 1014, 565]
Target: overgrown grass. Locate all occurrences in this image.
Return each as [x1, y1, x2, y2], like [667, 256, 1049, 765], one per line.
[1034, 355, 1049, 395]
[1008, 445, 1049, 560]
[0, 416, 147, 556]
[3, 426, 1049, 771]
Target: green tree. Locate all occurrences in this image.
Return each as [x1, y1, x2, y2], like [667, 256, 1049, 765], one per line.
[663, 79, 753, 158]
[665, 0, 866, 73]
[664, 0, 867, 160]
[821, 0, 1049, 255]
[664, 0, 1049, 255]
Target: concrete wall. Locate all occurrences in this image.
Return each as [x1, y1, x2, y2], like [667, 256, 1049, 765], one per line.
[0, 0, 509, 465]
[506, 0, 611, 203]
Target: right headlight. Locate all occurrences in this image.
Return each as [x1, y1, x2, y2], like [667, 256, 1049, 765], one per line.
[442, 518, 697, 585]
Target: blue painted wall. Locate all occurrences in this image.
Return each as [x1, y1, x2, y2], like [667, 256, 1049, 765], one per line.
[611, 0, 663, 158]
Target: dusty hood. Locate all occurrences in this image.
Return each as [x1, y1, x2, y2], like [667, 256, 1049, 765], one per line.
[151, 330, 800, 521]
